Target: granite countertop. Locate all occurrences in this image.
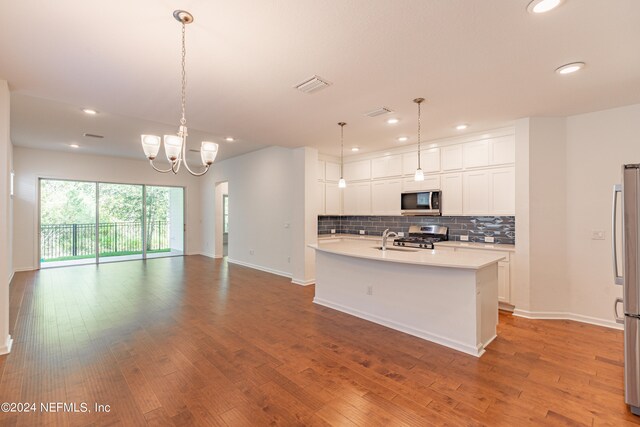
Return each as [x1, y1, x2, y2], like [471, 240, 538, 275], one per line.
[310, 238, 506, 270]
[318, 234, 515, 252]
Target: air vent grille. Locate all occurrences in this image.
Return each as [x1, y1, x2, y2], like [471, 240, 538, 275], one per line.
[294, 75, 331, 94]
[365, 107, 393, 117]
[83, 133, 104, 139]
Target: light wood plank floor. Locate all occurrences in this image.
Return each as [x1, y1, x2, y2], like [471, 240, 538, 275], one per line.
[0, 256, 638, 426]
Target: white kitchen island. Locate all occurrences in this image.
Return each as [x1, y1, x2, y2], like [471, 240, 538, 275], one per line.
[310, 238, 506, 357]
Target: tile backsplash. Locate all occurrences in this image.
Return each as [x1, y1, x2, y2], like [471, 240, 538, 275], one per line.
[318, 215, 516, 245]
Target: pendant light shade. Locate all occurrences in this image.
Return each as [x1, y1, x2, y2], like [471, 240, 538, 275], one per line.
[338, 122, 347, 189]
[413, 97, 426, 182]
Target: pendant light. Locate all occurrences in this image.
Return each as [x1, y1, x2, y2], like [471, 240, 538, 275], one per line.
[338, 122, 347, 188]
[413, 97, 425, 182]
[141, 10, 218, 176]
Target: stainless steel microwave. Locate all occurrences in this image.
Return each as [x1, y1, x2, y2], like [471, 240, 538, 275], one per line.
[400, 190, 441, 216]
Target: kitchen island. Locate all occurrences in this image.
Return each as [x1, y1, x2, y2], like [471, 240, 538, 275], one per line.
[310, 238, 506, 357]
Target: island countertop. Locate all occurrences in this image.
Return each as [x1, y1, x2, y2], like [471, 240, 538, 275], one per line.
[310, 238, 505, 270]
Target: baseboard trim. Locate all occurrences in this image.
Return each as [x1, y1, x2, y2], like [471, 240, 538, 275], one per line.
[197, 252, 216, 259]
[226, 258, 292, 280]
[14, 267, 36, 273]
[291, 278, 315, 286]
[0, 335, 13, 355]
[313, 297, 485, 357]
[513, 309, 623, 330]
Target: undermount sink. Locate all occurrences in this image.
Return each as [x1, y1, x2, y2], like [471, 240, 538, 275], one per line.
[372, 246, 419, 252]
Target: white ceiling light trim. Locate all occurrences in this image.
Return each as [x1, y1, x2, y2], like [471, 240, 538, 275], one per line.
[556, 62, 585, 75]
[387, 118, 399, 124]
[527, 0, 563, 14]
[455, 124, 468, 130]
[82, 108, 97, 115]
[140, 10, 218, 177]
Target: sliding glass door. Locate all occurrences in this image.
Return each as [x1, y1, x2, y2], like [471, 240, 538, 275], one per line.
[98, 183, 144, 263]
[40, 179, 185, 268]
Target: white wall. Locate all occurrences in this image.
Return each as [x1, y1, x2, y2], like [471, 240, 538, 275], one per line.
[12, 146, 203, 271]
[0, 80, 13, 354]
[201, 146, 317, 283]
[565, 103, 640, 322]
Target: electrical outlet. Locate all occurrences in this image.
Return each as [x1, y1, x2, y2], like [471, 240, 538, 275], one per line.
[484, 236, 495, 243]
[460, 235, 469, 241]
[398, 232, 405, 237]
[366, 285, 373, 296]
[330, 229, 336, 234]
[359, 230, 365, 235]
[592, 230, 605, 240]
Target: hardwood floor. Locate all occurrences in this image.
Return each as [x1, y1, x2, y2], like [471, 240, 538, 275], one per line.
[0, 256, 637, 426]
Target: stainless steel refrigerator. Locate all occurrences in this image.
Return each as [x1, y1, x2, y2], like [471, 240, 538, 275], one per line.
[613, 164, 640, 416]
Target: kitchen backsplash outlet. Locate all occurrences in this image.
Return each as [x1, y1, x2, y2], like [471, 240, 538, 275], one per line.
[318, 215, 516, 245]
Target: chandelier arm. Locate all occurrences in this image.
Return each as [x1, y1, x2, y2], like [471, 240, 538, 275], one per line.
[149, 159, 173, 174]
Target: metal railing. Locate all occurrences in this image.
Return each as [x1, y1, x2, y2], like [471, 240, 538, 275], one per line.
[40, 221, 171, 261]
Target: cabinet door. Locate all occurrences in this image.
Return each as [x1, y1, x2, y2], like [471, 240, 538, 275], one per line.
[463, 140, 490, 169]
[423, 148, 441, 173]
[356, 182, 371, 214]
[463, 170, 490, 215]
[441, 145, 463, 171]
[498, 260, 510, 303]
[441, 173, 463, 215]
[317, 181, 325, 215]
[325, 183, 342, 215]
[402, 151, 418, 176]
[490, 135, 515, 166]
[342, 185, 357, 215]
[325, 162, 341, 182]
[489, 167, 515, 215]
[372, 179, 402, 215]
[372, 154, 402, 179]
[317, 160, 325, 181]
[344, 160, 371, 181]
[402, 175, 440, 193]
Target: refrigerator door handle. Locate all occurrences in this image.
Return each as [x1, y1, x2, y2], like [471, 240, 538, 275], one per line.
[615, 297, 625, 324]
[613, 184, 624, 285]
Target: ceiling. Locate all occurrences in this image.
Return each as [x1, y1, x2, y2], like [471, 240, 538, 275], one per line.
[1, 0, 639, 160]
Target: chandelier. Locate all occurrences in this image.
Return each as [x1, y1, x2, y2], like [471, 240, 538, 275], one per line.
[141, 10, 218, 176]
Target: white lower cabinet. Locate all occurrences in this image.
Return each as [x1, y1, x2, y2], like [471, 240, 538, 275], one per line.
[447, 247, 512, 305]
[343, 182, 371, 215]
[372, 179, 402, 215]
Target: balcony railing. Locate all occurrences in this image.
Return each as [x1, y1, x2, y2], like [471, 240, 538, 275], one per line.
[40, 221, 171, 261]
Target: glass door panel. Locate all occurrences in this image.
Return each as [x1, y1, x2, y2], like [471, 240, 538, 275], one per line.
[145, 186, 184, 259]
[40, 179, 97, 268]
[98, 183, 144, 263]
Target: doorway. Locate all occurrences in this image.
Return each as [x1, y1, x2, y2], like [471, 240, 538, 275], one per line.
[39, 178, 185, 268]
[215, 181, 229, 258]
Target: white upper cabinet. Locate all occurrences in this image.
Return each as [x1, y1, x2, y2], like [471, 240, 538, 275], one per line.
[343, 182, 371, 215]
[371, 179, 402, 215]
[440, 173, 463, 216]
[489, 167, 515, 215]
[344, 160, 371, 182]
[489, 135, 515, 166]
[463, 170, 490, 215]
[463, 140, 490, 169]
[325, 162, 341, 182]
[402, 148, 440, 175]
[402, 175, 441, 192]
[372, 154, 402, 179]
[317, 160, 325, 181]
[441, 145, 463, 171]
[325, 183, 342, 215]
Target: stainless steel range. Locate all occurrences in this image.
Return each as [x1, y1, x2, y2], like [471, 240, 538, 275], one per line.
[393, 225, 449, 249]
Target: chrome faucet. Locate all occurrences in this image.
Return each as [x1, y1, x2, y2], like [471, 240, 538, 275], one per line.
[381, 228, 398, 251]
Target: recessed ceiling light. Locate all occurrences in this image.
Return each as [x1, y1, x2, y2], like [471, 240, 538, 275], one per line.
[225, 137, 234, 142]
[455, 124, 468, 131]
[351, 147, 360, 152]
[527, 0, 563, 14]
[69, 144, 80, 148]
[82, 108, 97, 115]
[397, 136, 409, 142]
[556, 62, 585, 75]
[387, 118, 399, 125]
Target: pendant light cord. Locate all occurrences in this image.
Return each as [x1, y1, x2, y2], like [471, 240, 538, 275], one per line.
[339, 122, 346, 177]
[180, 21, 187, 126]
[413, 97, 425, 170]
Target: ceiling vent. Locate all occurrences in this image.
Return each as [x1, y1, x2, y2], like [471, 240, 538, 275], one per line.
[83, 133, 104, 139]
[294, 75, 331, 94]
[365, 107, 393, 117]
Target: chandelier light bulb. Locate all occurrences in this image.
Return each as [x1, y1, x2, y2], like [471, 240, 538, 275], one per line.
[164, 135, 183, 162]
[141, 135, 161, 159]
[201, 141, 219, 165]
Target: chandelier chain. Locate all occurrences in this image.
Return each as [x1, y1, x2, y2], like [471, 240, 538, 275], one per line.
[180, 21, 187, 126]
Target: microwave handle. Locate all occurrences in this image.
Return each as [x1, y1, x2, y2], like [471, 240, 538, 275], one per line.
[613, 184, 623, 285]
[429, 192, 433, 209]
